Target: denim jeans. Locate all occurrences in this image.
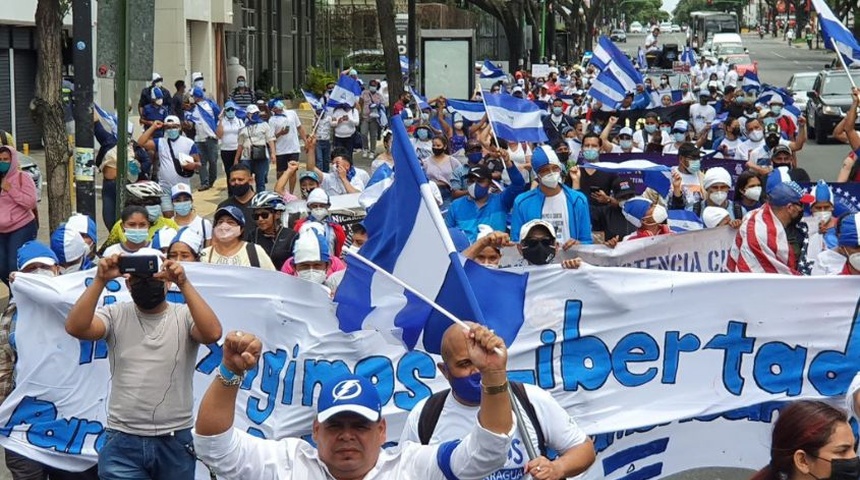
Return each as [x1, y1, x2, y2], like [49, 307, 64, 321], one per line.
[196, 137, 220, 188]
[5, 449, 99, 480]
[101, 179, 117, 231]
[244, 158, 269, 193]
[316, 139, 332, 173]
[97, 428, 196, 480]
[0, 218, 38, 286]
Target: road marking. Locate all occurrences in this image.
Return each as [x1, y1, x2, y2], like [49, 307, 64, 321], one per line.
[773, 52, 787, 59]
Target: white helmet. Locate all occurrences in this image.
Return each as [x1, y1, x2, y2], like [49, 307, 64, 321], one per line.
[125, 180, 164, 200]
[250, 191, 287, 211]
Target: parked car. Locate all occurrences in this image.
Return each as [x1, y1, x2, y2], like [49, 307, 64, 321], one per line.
[806, 69, 860, 143]
[724, 54, 757, 76]
[610, 29, 627, 42]
[630, 21, 644, 33]
[715, 43, 746, 58]
[660, 21, 672, 32]
[785, 71, 818, 113]
[671, 24, 681, 32]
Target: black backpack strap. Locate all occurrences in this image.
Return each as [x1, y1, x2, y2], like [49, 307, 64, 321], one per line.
[692, 201, 703, 218]
[510, 382, 548, 458]
[244, 241, 260, 268]
[733, 202, 743, 220]
[417, 389, 450, 445]
[166, 138, 194, 178]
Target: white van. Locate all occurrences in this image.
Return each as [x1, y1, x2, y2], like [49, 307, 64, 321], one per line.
[710, 33, 743, 50]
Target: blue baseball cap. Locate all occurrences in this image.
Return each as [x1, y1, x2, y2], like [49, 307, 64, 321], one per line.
[316, 374, 382, 423]
[17, 241, 58, 271]
[531, 145, 561, 173]
[214, 205, 246, 227]
[840, 213, 860, 247]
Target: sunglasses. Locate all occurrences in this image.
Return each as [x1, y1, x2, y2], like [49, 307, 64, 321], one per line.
[225, 108, 236, 112]
[253, 211, 272, 220]
[522, 238, 554, 249]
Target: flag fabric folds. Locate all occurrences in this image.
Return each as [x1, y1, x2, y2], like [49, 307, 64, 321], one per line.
[446, 99, 486, 123]
[811, 0, 860, 67]
[480, 59, 505, 79]
[483, 93, 548, 143]
[326, 75, 363, 110]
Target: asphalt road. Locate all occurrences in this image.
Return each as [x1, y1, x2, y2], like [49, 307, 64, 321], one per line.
[621, 31, 851, 183]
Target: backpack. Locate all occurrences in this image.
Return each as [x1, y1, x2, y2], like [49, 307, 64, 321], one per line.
[417, 381, 547, 457]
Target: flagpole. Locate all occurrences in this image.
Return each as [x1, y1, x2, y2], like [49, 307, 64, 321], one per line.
[830, 37, 858, 89]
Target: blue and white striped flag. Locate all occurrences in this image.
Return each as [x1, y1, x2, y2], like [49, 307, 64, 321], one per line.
[681, 47, 697, 66]
[302, 89, 323, 111]
[811, 0, 860, 67]
[446, 99, 486, 123]
[408, 86, 431, 111]
[742, 71, 761, 92]
[483, 93, 548, 143]
[668, 210, 705, 232]
[325, 75, 363, 111]
[94, 103, 118, 137]
[755, 87, 794, 107]
[587, 69, 627, 111]
[399, 55, 410, 74]
[480, 59, 505, 79]
[590, 36, 644, 91]
[637, 47, 647, 70]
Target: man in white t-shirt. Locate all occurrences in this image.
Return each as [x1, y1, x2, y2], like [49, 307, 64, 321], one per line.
[689, 89, 716, 140]
[667, 143, 705, 210]
[400, 321, 595, 480]
[268, 100, 308, 179]
[645, 26, 661, 53]
[304, 140, 370, 195]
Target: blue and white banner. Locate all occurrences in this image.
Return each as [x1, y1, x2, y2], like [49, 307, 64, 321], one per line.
[681, 46, 697, 66]
[480, 59, 506, 79]
[742, 71, 761, 92]
[302, 89, 323, 111]
[483, 93, 549, 143]
[326, 75, 363, 110]
[4, 262, 860, 477]
[446, 99, 486, 123]
[812, 0, 860, 67]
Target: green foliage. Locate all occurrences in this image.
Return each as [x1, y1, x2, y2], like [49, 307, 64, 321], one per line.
[304, 65, 337, 96]
[672, 0, 710, 26]
[619, 0, 670, 26]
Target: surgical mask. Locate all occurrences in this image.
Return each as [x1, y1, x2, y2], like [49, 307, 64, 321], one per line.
[552, 107, 563, 116]
[748, 129, 764, 142]
[155, 98, 163, 106]
[651, 204, 669, 224]
[297, 268, 327, 284]
[620, 139, 633, 150]
[125, 227, 149, 244]
[709, 191, 728, 205]
[432, 147, 446, 156]
[449, 372, 482, 404]
[645, 124, 657, 134]
[687, 159, 701, 173]
[404, 118, 414, 127]
[540, 172, 561, 189]
[673, 132, 686, 142]
[0, 162, 9, 174]
[468, 182, 489, 200]
[827, 457, 860, 480]
[849, 253, 860, 272]
[744, 186, 762, 201]
[173, 201, 193, 216]
[130, 277, 167, 310]
[225, 110, 236, 119]
[237, 81, 246, 88]
[771, 105, 782, 115]
[145, 205, 162, 222]
[521, 238, 556, 265]
[454, 122, 464, 130]
[416, 129, 429, 141]
[661, 126, 671, 134]
[214, 223, 242, 241]
[582, 148, 599, 161]
[369, 86, 378, 93]
[814, 211, 833, 223]
[232, 183, 251, 197]
[166, 129, 181, 140]
[311, 207, 329, 220]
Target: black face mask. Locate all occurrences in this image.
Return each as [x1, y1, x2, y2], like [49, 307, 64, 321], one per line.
[432, 147, 446, 156]
[765, 135, 781, 148]
[827, 456, 860, 480]
[521, 238, 556, 265]
[556, 151, 570, 163]
[130, 277, 167, 310]
[233, 183, 251, 198]
[730, 127, 741, 136]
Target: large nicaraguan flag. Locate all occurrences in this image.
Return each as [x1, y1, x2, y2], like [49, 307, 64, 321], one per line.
[482, 93, 548, 143]
[811, 0, 860, 67]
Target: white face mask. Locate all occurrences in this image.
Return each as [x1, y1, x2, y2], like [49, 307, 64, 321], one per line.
[540, 172, 561, 189]
[311, 207, 329, 220]
[651, 205, 668, 224]
[297, 268, 327, 284]
[748, 130, 764, 142]
[849, 252, 860, 271]
[346, 244, 361, 254]
[744, 186, 762, 201]
[214, 223, 242, 241]
[33, 268, 57, 278]
[814, 211, 833, 224]
[61, 260, 83, 274]
[709, 191, 728, 205]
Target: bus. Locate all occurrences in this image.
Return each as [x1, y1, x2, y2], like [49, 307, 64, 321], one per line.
[688, 12, 739, 51]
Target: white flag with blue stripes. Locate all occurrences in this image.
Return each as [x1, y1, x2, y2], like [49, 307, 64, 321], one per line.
[590, 36, 644, 91]
[812, 0, 860, 67]
[587, 70, 627, 111]
[480, 59, 505, 79]
[742, 71, 761, 92]
[483, 93, 548, 143]
[446, 99, 486, 123]
[326, 75, 363, 111]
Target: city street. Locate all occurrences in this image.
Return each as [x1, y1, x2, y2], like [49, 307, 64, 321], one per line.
[621, 31, 850, 182]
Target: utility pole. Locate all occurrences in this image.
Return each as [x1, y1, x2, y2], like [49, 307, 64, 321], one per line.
[407, 0, 416, 87]
[115, 0, 130, 219]
[72, 0, 95, 220]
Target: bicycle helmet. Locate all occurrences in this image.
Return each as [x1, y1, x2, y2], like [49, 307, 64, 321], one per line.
[125, 180, 164, 200]
[251, 191, 287, 211]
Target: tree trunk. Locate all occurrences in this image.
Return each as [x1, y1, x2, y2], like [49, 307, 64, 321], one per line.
[376, 0, 404, 112]
[501, 9, 523, 69]
[34, 0, 71, 232]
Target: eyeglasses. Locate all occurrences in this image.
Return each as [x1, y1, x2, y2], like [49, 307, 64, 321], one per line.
[225, 108, 235, 112]
[253, 211, 272, 220]
[521, 238, 555, 249]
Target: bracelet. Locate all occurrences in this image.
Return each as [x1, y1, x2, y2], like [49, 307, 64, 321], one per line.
[481, 380, 509, 395]
[217, 363, 244, 387]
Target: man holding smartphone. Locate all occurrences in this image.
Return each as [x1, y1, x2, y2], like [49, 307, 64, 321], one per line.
[65, 249, 223, 480]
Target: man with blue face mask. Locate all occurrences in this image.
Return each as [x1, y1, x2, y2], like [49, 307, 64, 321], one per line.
[401, 321, 596, 480]
[445, 158, 525, 242]
[137, 116, 201, 205]
[668, 142, 706, 209]
[542, 98, 575, 145]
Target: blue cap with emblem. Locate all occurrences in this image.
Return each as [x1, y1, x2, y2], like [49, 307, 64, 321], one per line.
[316, 374, 382, 423]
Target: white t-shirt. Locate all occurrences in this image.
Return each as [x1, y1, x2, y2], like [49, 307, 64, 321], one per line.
[736, 138, 764, 162]
[200, 243, 276, 270]
[609, 144, 644, 153]
[689, 104, 716, 136]
[662, 142, 681, 155]
[541, 192, 570, 243]
[321, 168, 370, 195]
[102, 242, 149, 258]
[725, 70, 739, 87]
[749, 138, 791, 165]
[192, 101, 218, 141]
[716, 137, 743, 160]
[633, 129, 670, 150]
[269, 111, 302, 155]
[175, 214, 213, 243]
[673, 167, 704, 206]
[400, 384, 588, 478]
[219, 117, 244, 151]
[506, 143, 532, 182]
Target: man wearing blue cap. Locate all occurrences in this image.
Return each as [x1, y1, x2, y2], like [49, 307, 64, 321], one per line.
[510, 145, 592, 247]
[194, 326, 516, 479]
[835, 213, 860, 275]
[189, 87, 222, 191]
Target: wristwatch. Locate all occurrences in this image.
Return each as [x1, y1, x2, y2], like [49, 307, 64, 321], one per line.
[217, 363, 244, 387]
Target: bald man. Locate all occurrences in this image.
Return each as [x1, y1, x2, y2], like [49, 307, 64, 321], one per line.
[400, 322, 595, 480]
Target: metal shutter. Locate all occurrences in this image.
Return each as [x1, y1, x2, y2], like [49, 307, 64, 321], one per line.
[0, 50, 11, 135]
[14, 50, 40, 148]
[185, 21, 192, 81]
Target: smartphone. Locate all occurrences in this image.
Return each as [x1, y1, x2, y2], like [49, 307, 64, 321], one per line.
[589, 186, 602, 194]
[118, 255, 159, 276]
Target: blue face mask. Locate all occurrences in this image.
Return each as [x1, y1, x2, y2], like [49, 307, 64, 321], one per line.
[552, 107, 563, 115]
[0, 162, 9, 174]
[673, 132, 686, 142]
[449, 372, 482, 404]
[467, 152, 483, 164]
[416, 129, 429, 141]
[250, 113, 261, 123]
[771, 106, 782, 115]
[645, 124, 657, 133]
[173, 201, 193, 216]
[468, 182, 490, 200]
[145, 205, 162, 222]
[582, 148, 599, 161]
[124, 228, 149, 244]
[661, 126, 671, 134]
[166, 129, 180, 141]
[225, 110, 236, 119]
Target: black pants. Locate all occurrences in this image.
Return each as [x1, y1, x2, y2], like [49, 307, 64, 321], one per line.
[275, 152, 299, 179]
[5, 449, 99, 480]
[221, 149, 237, 196]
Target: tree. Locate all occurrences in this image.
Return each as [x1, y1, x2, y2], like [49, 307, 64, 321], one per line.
[376, 0, 403, 111]
[34, 0, 72, 231]
[466, 0, 526, 70]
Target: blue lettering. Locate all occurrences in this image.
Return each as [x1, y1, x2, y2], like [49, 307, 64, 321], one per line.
[246, 349, 287, 425]
[394, 351, 435, 410]
[78, 339, 108, 365]
[281, 345, 300, 405]
[302, 359, 350, 406]
[0, 397, 104, 455]
[537, 330, 557, 389]
[195, 343, 223, 375]
[808, 303, 860, 396]
[611, 333, 659, 387]
[561, 300, 611, 391]
[703, 321, 755, 395]
[662, 332, 701, 384]
[508, 438, 524, 465]
[753, 342, 806, 395]
[354, 356, 395, 404]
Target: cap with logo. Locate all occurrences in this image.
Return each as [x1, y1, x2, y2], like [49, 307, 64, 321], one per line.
[467, 165, 492, 181]
[672, 120, 689, 133]
[611, 178, 636, 199]
[316, 374, 382, 423]
[171, 183, 194, 200]
[519, 219, 557, 241]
